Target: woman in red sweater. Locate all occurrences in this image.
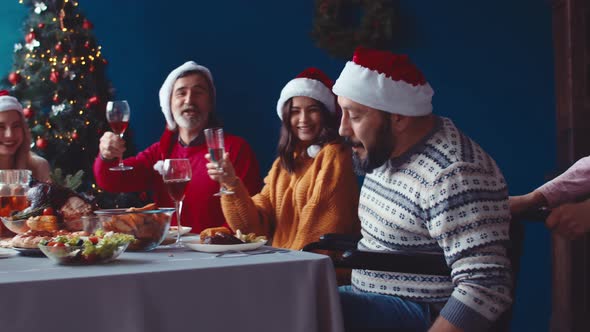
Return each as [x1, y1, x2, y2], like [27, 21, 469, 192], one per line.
[206, 68, 360, 250]
[94, 61, 262, 233]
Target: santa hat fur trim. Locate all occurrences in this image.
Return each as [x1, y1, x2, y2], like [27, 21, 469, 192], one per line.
[159, 61, 215, 130]
[0, 91, 23, 114]
[276, 68, 336, 119]
[333, 48, 434, 116]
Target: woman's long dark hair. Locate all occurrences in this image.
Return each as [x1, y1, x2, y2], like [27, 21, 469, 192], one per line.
[277, 97, 341, 173]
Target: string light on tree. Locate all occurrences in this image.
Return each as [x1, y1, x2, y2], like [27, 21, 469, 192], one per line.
[3, 0, 142, 208]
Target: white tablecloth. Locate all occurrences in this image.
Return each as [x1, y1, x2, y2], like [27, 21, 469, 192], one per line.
[0, 246, 344, 332]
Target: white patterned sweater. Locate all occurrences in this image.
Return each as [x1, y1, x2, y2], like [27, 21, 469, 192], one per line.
[353, 117, 512, 331]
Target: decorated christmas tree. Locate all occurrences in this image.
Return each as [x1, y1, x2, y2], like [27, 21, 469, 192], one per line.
[2, 0, 145, 208]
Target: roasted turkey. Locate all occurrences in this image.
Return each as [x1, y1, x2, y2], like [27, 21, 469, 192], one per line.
[22, 182, 96, 231]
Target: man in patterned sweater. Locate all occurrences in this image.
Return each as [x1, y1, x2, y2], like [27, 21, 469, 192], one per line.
[333, 47, 512, 332]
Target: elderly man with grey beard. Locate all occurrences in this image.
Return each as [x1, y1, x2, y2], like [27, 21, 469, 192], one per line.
[93, 61, 262, 234]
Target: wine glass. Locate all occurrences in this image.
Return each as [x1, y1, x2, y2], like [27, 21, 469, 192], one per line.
[162, 158, 192, 247]
[105, 100, 133, 171]
[204, 128, 234, 196]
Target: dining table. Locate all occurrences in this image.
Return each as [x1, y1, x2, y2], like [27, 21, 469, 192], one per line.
[0, 240, 344, 332]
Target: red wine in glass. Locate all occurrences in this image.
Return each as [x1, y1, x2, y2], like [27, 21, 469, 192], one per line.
[106, 100, 133, 171]
[162, 158, 192, 248]
[109, 121, 129, 135]
[164, 179, 189, 201]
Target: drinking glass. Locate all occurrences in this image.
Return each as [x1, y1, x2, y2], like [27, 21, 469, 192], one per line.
[0, 170, 31, 236]
[106, 100, 133, 171]
[161, 158, 192, 247]
[204, 128, 234, 196]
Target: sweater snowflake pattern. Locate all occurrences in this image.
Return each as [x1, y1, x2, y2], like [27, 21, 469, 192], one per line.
[353, 117, 512, 331]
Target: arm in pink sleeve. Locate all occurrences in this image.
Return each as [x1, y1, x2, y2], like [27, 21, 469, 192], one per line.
[537, 156, 590, 207]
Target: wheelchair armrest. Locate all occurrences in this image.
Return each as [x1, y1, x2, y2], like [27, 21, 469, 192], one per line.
[301, 233, 362, 252]
[335, 249, 451, 276]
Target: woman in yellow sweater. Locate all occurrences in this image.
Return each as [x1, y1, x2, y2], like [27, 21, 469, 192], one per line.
[206, 68, 360, 250]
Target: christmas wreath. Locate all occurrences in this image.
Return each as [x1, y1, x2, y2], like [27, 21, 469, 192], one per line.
[311, 0, 396, 59]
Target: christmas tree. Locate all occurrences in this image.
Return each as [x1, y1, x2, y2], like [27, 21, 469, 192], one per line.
[2, 0, 145, 208]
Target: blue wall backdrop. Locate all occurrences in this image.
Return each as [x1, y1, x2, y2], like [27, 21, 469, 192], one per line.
[0, 1, 555, 331]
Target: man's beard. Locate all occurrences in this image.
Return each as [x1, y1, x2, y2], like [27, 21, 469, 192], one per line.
[174, 107, 205, 129]
[346, 120, 394, 175]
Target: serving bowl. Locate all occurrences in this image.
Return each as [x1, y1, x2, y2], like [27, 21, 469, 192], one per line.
[95, 208, 174, 251]
[0, 216, 29, 234]
[39, 241, 129, 265]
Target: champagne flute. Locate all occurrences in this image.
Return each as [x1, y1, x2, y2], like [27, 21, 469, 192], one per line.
[162, 158, 192, 247]
[204, 128, 234, 196]
[106, 100, 133, 171]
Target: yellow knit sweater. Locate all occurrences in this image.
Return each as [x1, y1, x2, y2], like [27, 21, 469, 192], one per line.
[221, 142, 360, 250]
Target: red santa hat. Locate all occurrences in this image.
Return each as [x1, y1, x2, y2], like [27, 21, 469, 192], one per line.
[159, 61, 215, 130]
[276, 67, 336, 119]
[332, 47, 434, 116]
[0, 90, 23, 114]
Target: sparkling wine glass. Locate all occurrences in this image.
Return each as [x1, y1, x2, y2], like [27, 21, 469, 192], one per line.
[162, 158, 192, 247]
[204, 128, 234, 196]
[106, 100, 133, 171]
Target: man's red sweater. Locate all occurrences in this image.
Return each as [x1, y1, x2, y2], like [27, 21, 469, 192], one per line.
[93, 129, 262, 233]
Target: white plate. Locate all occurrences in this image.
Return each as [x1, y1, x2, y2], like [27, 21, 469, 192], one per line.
[168, 226, 192, 238]
[184, 240, 267, 253]
[0, 247, 17, 258]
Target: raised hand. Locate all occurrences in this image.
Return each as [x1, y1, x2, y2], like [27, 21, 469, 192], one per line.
[205, 152, 238, 187]
[99, 132, 126, 161]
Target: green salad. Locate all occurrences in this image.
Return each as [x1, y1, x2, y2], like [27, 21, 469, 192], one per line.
[40, 230, 135, 264]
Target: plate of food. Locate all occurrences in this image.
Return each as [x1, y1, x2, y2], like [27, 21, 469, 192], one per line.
[9, 230, 57, 256]
[184, 227, 267, 253]
[167, 226, 192, 238]
[11, 247, 44, 257]
[0, 247, 17, 258]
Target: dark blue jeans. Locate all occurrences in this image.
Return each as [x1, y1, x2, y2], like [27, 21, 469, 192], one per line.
[339, 285, 433, 332]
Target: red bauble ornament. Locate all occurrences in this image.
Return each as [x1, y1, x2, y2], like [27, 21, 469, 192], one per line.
[88, 96, 100, 106]
[36, 138, 48, 150]
[72, 132, 79, 140]
[89, 65, 95, 72]
[25, 32, 36, 44]
[52, 94, 60, 103]
[23, 107, 34, 119]
[82, 19, 93, 30]
[84, 41, 90, 49]
[55, 42, 63, 52]
[8, 72, 21, 85]
[38, 23, 45, 29]
[49, 71, 60, 83]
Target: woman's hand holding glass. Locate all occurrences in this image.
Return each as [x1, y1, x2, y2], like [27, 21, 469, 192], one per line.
[204, 128, 234, 196]
[205, 152, 239, 190]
